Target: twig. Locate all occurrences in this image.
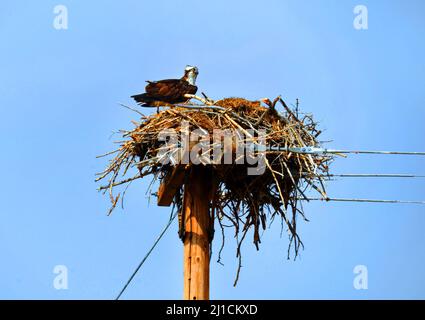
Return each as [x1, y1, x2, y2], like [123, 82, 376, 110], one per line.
[118, 103, 145, 117]
[184, 94, 215, 106]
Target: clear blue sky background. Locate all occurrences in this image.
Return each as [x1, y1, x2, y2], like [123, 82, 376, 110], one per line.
[1, 0, 424, 299]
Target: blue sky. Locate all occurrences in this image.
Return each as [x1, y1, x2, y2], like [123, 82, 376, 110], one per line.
[1, 0, 424, 299]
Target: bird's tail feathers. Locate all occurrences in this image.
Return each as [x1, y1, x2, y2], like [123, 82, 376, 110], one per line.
[131, 93, 152, 104]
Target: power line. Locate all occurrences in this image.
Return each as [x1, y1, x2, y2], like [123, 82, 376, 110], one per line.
[303, 173, 425, 178]
[326, 149, 425, 156]
[267, 146, 425, 156]
[298, 197, 425, 204]
[116, 204, 177, 300]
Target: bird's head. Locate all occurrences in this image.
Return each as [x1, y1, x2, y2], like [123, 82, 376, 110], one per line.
[260, 96, 281, 110]
[183, 65, 199, 85]
[259, 98, 272, 107]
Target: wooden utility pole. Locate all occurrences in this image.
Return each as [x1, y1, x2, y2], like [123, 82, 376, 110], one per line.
[182, 166, 211, 300]
[158, 164, 212, 300]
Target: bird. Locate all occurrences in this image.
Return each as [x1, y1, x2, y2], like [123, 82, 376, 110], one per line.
[260, 96, 280, 111]
[131, 66, 199, 109]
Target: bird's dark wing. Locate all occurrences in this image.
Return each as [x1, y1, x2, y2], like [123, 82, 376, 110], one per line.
[146, 79, 183, 85]
[132, 79, 197, 105]
[131, 92, 155, 104]
[145, 80, 197, 102]
[186, 83, 198, 95]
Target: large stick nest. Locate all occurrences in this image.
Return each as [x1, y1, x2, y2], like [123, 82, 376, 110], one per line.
[97, 96, 333, 284]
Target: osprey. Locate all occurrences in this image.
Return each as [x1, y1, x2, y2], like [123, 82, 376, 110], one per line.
[131, 65, 199, 106]
[260, 96, 280, 111]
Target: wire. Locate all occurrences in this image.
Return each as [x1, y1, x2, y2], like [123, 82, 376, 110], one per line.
[267, 146, 425, 156]
[327, 149, 425, 156]
[298, 197, 425, 204]
[302, 173, 425, 178]
[115, 203, 177, 300]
